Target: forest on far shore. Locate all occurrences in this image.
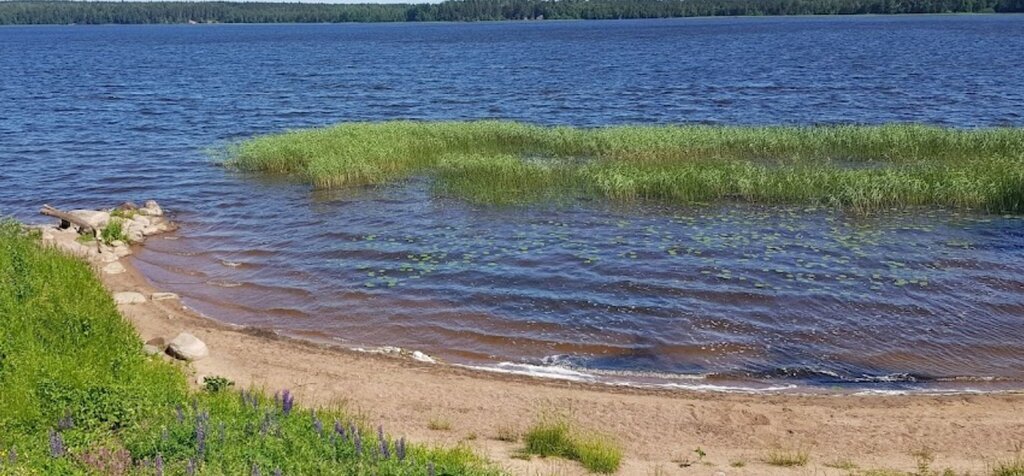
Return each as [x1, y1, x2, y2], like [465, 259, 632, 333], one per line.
[2, 0, 1023, 25]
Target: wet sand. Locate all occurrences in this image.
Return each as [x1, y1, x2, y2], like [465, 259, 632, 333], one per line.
[95, 240, 1024, 475]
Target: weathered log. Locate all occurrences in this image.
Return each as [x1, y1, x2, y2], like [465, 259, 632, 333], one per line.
[40, 204, 103, 252]
[40, 204, 96, 233]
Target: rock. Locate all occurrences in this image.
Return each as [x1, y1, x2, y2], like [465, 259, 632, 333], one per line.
[167, 332, 208, 361]
[411, 351, 435, 363]
[113, 244, 132, 258]
[113, 291, 146, 304]
[68, 210, 110, 230]
[143, 344, 162, 356]
[151, 292, 179, 301]
[131, 215, 151, 227]
[140, 200, 163, 217]
[103, 262, 126, 275]
[142, 225, 162, 236]
[125, 224, 144, 243]
[98, 251, 119, 263]
[146, 337, 166, 347]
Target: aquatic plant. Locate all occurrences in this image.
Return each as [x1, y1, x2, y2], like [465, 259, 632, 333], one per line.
[228, 121, 1024, 213]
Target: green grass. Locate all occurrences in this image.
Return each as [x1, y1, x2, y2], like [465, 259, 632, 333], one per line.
[764, 449, 809, 467]
[100, 217, 128, 244]
[227, 120, 1024, 212]
[0, 219, 500, 475]
[522, 418, 622, 474]
[992, 456, 1024, 476]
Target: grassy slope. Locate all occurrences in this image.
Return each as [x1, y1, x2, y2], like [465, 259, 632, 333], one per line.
[0, 220, 500, 475]
[228, 121, 1024, 212]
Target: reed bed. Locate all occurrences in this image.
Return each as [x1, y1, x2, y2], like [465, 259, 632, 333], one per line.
[228, 121, 1024, 212]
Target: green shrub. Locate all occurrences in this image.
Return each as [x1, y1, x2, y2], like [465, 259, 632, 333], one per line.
[523, 418, 622, 473]
[100, 218, 128, 244]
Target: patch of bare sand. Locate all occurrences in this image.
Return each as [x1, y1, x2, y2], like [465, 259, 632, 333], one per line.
[91, 239, 1023, 475]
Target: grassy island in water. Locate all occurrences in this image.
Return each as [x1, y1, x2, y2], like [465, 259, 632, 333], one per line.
[228, 121, 1024, 212]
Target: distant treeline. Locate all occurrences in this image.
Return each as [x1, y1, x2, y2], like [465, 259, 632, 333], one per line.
[1, 0, 1022, 25]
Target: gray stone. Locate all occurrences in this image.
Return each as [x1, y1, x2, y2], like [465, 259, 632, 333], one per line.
[69, 210, 110, 230]
[143, 344, 162, 356]
[151, 292, 179, 301]
[113, 291, 146, 304]
[140, 200, 163, 217]
[113, 244, 132, 258]
[102, 262, 126, 275]
[167, 332, 208, 361]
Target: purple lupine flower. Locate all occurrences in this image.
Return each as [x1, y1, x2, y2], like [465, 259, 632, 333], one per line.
[273, 469, 282, 476]
[280, 390, 294, 416]
[428, 462, 435, 476]
[396, 437, 406, 462]
[175, 404, 185, 423]
[57, 413, 74, 430]
[195, 413, 208, 457]
[49, 430, 65, 458]
[251, 463, 261, 476]
[8, 447, 16, 465]
[155, 454, 164, 476]
[312, 411, 323, 435]
[260, 412, 272, 436]
[162, 428, 170, 441]
[334, 420, 346, 441]
[353, 431, 362, 457]
[377, 426, 390, 459]
[186, 458, 197, 476]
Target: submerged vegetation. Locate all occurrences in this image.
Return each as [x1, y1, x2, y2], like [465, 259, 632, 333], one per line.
[0, 220, 498, 474]
[2, 0, 1022, 25]
[229, 121, 1024, 213]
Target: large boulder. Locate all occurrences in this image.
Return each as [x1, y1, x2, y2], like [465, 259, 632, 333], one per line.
[68, 210, 110, 230]
[167, 332, 208, 361]
[113, 291, 146, 304]
[139, 200, 163, 217]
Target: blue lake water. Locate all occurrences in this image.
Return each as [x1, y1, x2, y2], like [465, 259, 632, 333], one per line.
[2, 16, 1024, 392]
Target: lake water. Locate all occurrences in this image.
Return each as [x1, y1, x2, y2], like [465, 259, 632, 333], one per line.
[3, 16, 1024, 392]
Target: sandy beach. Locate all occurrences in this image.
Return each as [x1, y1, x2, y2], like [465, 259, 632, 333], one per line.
[79, 230, 1024, 476]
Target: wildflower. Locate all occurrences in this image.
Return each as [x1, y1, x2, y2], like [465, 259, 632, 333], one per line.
[396, 437, 406, 461]
[175, 404, 185, 423]
[186, 458, 197, 476]
[428, 462, 435, 476]
[49, 430, 65, 458]
[8, 447, 16, 465]
[251, 463, 261, 476]
[280, 390, 294, 416]
[195, 413, 209, 457]
[334, 420, 346, 441]
[354, 431, 362, 457]
[312, 410, 323, 435]
[57, 413, 74, 430]
[273, 469, 282, 476]
[155, 454, 164, 476]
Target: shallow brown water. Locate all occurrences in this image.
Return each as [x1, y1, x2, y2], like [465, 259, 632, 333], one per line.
[131, 180, 1024, 392]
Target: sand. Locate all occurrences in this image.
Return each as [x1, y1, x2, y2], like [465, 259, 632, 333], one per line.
[91, 236, 1024, 476]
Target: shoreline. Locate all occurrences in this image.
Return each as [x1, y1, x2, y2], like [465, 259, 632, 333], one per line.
[57, 219, 1024, 475]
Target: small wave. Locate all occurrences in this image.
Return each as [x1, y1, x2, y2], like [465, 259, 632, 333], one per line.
[460, 362, 597, 382]
[206, 279, 244, 288]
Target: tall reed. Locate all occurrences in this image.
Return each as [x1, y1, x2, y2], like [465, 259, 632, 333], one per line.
[228, 121, 1024, 212]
